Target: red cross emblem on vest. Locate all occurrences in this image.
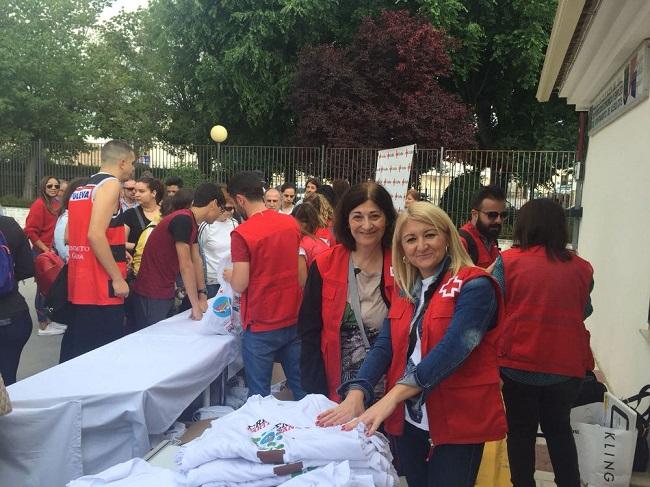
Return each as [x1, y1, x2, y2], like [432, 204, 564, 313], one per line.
[439, 276, 463, 298]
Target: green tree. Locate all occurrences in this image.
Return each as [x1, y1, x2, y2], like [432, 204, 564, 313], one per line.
[86, 9, 167, 152]
[418, 0, 577, 151]
[0, 0, 109, 197]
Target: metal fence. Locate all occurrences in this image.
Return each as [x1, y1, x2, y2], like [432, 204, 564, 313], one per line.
[0, 141, 579, 239]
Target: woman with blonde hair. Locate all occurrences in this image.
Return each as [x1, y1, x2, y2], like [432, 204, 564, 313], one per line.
[317, 201, 506, 487]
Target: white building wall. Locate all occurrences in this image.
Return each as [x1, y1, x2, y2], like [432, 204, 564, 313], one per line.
[580, 98, 650, 397]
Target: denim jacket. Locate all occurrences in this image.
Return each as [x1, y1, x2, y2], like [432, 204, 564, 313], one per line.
[338, 260, 497, 407]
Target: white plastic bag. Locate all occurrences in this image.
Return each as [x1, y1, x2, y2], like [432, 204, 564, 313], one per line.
[196, 282, 242, 336]
[571, 392, 638, 487]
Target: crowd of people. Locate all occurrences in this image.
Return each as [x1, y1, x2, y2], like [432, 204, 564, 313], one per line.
[0, 139, 595, 487]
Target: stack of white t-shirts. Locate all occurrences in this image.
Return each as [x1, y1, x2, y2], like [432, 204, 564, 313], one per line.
[67, 458, 185, 487]
[177, 394, 398, 487]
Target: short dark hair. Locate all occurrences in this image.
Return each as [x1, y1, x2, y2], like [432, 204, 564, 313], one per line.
[162, 188, 194, 216]
[193, 182, 224, 207]
[293, 202, 321, 235]
[101, 140, 134, 165]
[164, 176, 183, 188]
[334, 182, 397, 250]
[332, 179, 350, 206]
[471, 184, 506, 210]
[305, 177, 320, 190]
[513, 198, 571, 261]
[316, 185, 336, 208]
[280, 182, 296, 193]
[227, 171, 264, 201]
[137, 176, 165, 205]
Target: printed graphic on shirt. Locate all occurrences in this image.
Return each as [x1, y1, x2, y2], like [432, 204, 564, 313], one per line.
[439, 276, 463, 298]
[212, 295, 231, 318]
[340, 304, 385, 399]
[249, 421, 296, 451]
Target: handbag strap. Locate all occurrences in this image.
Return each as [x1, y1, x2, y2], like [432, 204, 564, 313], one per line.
[406, 260, 449, 359]
[624, 385, 650, 408]
[348, 255, 370, 351]
[134, 206, 147, 231]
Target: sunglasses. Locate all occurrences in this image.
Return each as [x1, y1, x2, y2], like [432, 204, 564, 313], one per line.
[46, 184, 60, 190]
[477, 210, 509, 220]
[222, 206, 235, 212]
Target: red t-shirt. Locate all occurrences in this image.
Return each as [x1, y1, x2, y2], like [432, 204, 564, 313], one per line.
[133, 209, 197, 299]
[230, 232, 250, 262]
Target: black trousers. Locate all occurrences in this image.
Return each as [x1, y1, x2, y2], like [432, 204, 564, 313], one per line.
[501, 375, 582, 487]
[395, 421, 484, 487]
[0, 310, 32, 385]
[60, 304, 124, 363]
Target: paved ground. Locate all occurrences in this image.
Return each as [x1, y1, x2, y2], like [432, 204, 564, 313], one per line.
[16, 278, 63, 381]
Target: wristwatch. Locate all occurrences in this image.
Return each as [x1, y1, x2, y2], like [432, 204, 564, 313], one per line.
[198, 288, 208, 296]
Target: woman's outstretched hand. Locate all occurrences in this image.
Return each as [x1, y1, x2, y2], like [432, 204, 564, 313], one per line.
[316, 389, 365, 427]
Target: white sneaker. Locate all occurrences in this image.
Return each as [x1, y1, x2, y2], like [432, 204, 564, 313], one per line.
[38, 323, 65, 336]
[49, 322, 67, 331]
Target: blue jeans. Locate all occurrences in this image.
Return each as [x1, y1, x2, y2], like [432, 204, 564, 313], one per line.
[396, 422, 484, 487]
[241, 325, 305, 400]
[31, 248, 48, 323]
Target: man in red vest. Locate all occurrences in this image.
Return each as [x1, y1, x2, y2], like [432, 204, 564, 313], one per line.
[225, 171, 305, 400]
[63, 140, 135, 362]
[459, 185, 507, 269]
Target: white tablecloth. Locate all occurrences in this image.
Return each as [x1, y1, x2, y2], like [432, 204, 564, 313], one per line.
[2, 310, 238, 484]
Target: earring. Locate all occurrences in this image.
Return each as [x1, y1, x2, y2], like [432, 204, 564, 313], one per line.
[402, 256, 407, 263]
[445, 246, 449, 254]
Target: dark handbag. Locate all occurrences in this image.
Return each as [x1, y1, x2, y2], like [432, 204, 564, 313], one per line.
[623, 385, 650, 472]
[44, 263, 74, 325]
[573, 370, 607, 407]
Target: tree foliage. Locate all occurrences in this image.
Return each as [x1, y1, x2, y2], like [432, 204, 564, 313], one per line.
[290, 10, 476, 178]
[417, 0, 578, 150]
[0, 0, 109, 143]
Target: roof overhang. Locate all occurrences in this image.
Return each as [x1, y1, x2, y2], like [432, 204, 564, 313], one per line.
[537, 0, 650, 110]
[536, 0, 587, 103]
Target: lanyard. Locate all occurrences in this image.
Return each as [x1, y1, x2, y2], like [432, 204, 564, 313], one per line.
[347, 255, 371, 351]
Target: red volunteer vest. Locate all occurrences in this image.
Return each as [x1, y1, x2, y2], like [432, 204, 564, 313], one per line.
[315, 226, 336, 247]
[459, 222, 500, 269]
[68, 173, 127, 305]
[300, 234, 330, 268]
[498, 246, 594, 377]
[384, 267, 507, 445]
[234, 210, 302, 332]
[315, 244, 394, 401]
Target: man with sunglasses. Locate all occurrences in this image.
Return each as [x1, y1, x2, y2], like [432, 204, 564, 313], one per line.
[459, 185, 508, 269]
[120, 178, 139, 211]
[198, 189, 239, 299]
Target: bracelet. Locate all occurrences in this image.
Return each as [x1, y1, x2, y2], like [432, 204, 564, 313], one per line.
[198, 288, 208, 296]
